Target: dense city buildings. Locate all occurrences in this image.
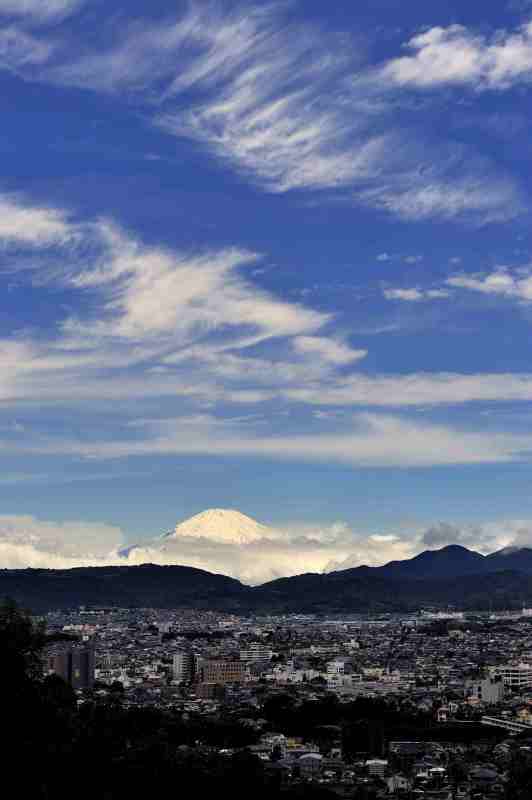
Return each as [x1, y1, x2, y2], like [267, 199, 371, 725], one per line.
[37, 604, 532, 798]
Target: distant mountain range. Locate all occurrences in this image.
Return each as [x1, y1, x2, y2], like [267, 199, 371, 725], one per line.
[350, 543, 532, 580]
[4, 542, 532, 613]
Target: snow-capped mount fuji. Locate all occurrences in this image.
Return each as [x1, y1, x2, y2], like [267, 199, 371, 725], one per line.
[164, 509, 274, 545]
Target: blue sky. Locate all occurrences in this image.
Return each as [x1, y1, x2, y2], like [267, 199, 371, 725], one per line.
[2, 0, 532, 580]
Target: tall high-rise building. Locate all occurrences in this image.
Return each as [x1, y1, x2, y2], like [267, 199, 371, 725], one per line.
[46, 644, 95, 689]
[172, 651, 196, 683]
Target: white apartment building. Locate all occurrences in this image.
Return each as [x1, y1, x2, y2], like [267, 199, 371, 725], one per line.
[240, 643, 273, 663]
[490, 663, 532, 689]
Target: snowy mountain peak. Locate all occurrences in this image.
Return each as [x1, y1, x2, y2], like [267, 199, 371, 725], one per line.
[166, 508, 271, 544]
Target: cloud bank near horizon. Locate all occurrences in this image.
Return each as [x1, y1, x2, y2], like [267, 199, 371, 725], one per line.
[2, 512, 532, 584]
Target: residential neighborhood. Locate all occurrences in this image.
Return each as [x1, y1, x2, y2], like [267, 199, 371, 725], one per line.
[43, 606, 532, 798]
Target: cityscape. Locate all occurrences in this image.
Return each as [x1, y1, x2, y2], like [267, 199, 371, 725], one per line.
[35, 601, 532, 798]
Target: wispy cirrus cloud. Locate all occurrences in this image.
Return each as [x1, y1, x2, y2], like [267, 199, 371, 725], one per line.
[0, 194, 349, 409]
[284, 373, 532, 407]
[360, 175, 523, 223]
[31, 411, 532, 468]
[50, 3, 391, 195]
[3, 193, 532, 470]
[0, 0, 83, 22]
[0, 2, 523, 223]
[0, 25, 54, 69]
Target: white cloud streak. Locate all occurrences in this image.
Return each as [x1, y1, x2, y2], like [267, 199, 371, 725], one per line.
[1, 195, 532, 471]
[382, 266, 532, 306]
[361, 176, 522, 223]
[285, 373, 532, 407]
[0, 195, 71, 245]
[447, 268, 532, 300]
[0, 0, 83, 21]
[0, 25, 53, 69]
[292, 336, 367, 365]
[383, 287, 450, 302]
[39, 412, 532, 468]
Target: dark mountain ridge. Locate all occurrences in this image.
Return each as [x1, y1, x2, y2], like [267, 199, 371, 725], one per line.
[4, 544, 532, 613]
[330, 544, 532, 581]
[0, 564, 249, 613]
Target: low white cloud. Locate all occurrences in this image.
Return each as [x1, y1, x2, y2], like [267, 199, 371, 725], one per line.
[384, 288, 424, 301]
[3, 511, 532, 585]
[292, 336, 367, 365]
[447, 268, 532, 300]
[0, 514, 124, 569]
[124, 530, 357, 585]
[0, 510, 426, 584]
[383, 287, 450, 302]
[0, 509, 406, 583]
[381, 21, 532, 90]
[382, 265, 532, 306]
[0, 195, 71, 245]
[421, 520, 532, 554]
